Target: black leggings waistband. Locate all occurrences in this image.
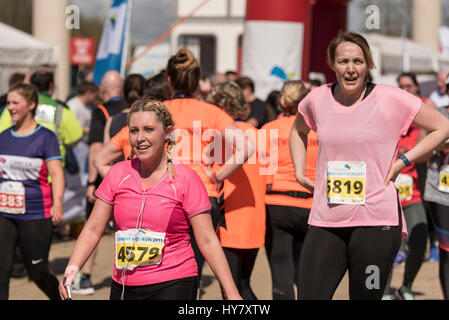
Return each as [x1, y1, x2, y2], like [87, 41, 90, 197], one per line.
[266, 190, 313, 199]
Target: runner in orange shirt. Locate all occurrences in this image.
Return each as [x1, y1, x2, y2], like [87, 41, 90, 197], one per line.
[206, 81, 266, 300]
[163, 49, 254, 290]
[261, 80, 316, 300]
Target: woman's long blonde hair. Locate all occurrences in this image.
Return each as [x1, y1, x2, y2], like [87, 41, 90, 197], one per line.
[127, 98, 176, 181]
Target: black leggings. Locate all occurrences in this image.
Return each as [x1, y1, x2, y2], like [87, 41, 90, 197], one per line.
[298, 212, 402, 300]
[265, 205, 310, 300]
[110, 276, 199, 300]
[190, 197, 221, 278]
[428, 202, 449, 300]
[222, 247, 258, 300]
[0, 216, 59, 300]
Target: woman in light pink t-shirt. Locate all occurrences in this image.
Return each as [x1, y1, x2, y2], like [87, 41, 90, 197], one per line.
[289, 32, 449, 300]
[58, 99, 241, 300]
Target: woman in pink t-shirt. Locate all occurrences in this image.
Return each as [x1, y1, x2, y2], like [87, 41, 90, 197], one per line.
[289, 31, 449, 300]
[58, 99, 241, 300]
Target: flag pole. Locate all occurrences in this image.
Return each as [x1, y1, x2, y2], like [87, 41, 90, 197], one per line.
[121, 0, 133, 77]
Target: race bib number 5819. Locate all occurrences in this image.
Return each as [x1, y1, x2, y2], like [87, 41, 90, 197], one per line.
[326, 161, 366, 205]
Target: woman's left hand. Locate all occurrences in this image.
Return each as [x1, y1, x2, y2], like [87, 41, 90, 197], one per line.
[50, 204, 64, 226]
[384, 159, 405, 186]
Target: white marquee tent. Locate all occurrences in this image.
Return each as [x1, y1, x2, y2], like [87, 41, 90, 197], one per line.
[363, 33, 449, 87]
[0, 22, 57, 93]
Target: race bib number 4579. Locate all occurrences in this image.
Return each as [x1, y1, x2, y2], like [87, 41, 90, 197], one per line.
[326, 161, 366, 205]
[115, 229, 165, 270]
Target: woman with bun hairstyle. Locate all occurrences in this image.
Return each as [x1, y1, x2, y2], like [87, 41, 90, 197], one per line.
[206, 81, 266, 300]
[163, 49, 255, 281]
[261, 80, 316, 300]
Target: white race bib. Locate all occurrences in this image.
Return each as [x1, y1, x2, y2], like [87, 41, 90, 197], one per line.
[395, 174, 413, 201]
[0, 181, 25, 214]
[326, 161, 366, 205]
[115, 228, 165, 270]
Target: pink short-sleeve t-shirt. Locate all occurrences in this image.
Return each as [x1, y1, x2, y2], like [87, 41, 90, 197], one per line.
[298, 83, 422, 236]
[95, 159, 211, 286]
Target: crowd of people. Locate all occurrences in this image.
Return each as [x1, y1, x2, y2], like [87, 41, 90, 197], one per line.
[1, 31, 449, 300]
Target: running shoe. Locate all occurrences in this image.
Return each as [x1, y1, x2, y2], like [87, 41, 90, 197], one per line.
[71, 273, 95, 295]
[382, 294, 396, 300]
[394, 250, 407, 265]
[428, 245, 440, 262]
[396, 286, 414, 300]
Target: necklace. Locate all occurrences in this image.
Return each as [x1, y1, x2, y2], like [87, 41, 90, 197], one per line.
[336, 84, 367, 106]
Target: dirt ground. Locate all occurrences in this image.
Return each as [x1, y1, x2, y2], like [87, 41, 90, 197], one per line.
[9, 233, 444, 300]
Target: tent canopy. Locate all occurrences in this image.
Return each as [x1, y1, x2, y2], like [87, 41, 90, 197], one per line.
[363, 33, 449, 76]
[0, 22, 57, 93]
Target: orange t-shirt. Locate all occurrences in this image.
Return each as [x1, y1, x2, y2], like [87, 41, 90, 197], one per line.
[163, 98, 234, 197]
[217, 122, 266, 249]
[261, 115, 318, 209]
[110, 125, 132, 160]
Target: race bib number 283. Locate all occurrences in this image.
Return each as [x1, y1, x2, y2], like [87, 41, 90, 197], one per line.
[0, 181, 25, 214]
[326, 161, 366, 205]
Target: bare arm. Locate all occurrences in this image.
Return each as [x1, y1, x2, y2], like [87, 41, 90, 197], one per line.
[103, 118, 112, 144]
[86, 142, 102, 203]
[385, 102, 449, 184]
[413, 127, 437, 163]
[94, 141, 123, 178]
[46, 159, 65, 226]
[190, 213, 242, 300]
[289, 113, 314, 193]
[215, 123, 255, 182]
[59, 199, 113, 299]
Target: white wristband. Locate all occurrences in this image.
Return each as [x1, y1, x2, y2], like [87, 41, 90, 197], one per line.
[63, 265, 80, 286]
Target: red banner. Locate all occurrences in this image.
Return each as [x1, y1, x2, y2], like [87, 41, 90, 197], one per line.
[70, 37, 95, 65]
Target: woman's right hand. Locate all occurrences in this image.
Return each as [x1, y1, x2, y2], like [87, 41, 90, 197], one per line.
[296, 175, 315, 194]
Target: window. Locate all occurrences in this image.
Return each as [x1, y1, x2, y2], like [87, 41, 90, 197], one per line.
[178, 35, 216, 76]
